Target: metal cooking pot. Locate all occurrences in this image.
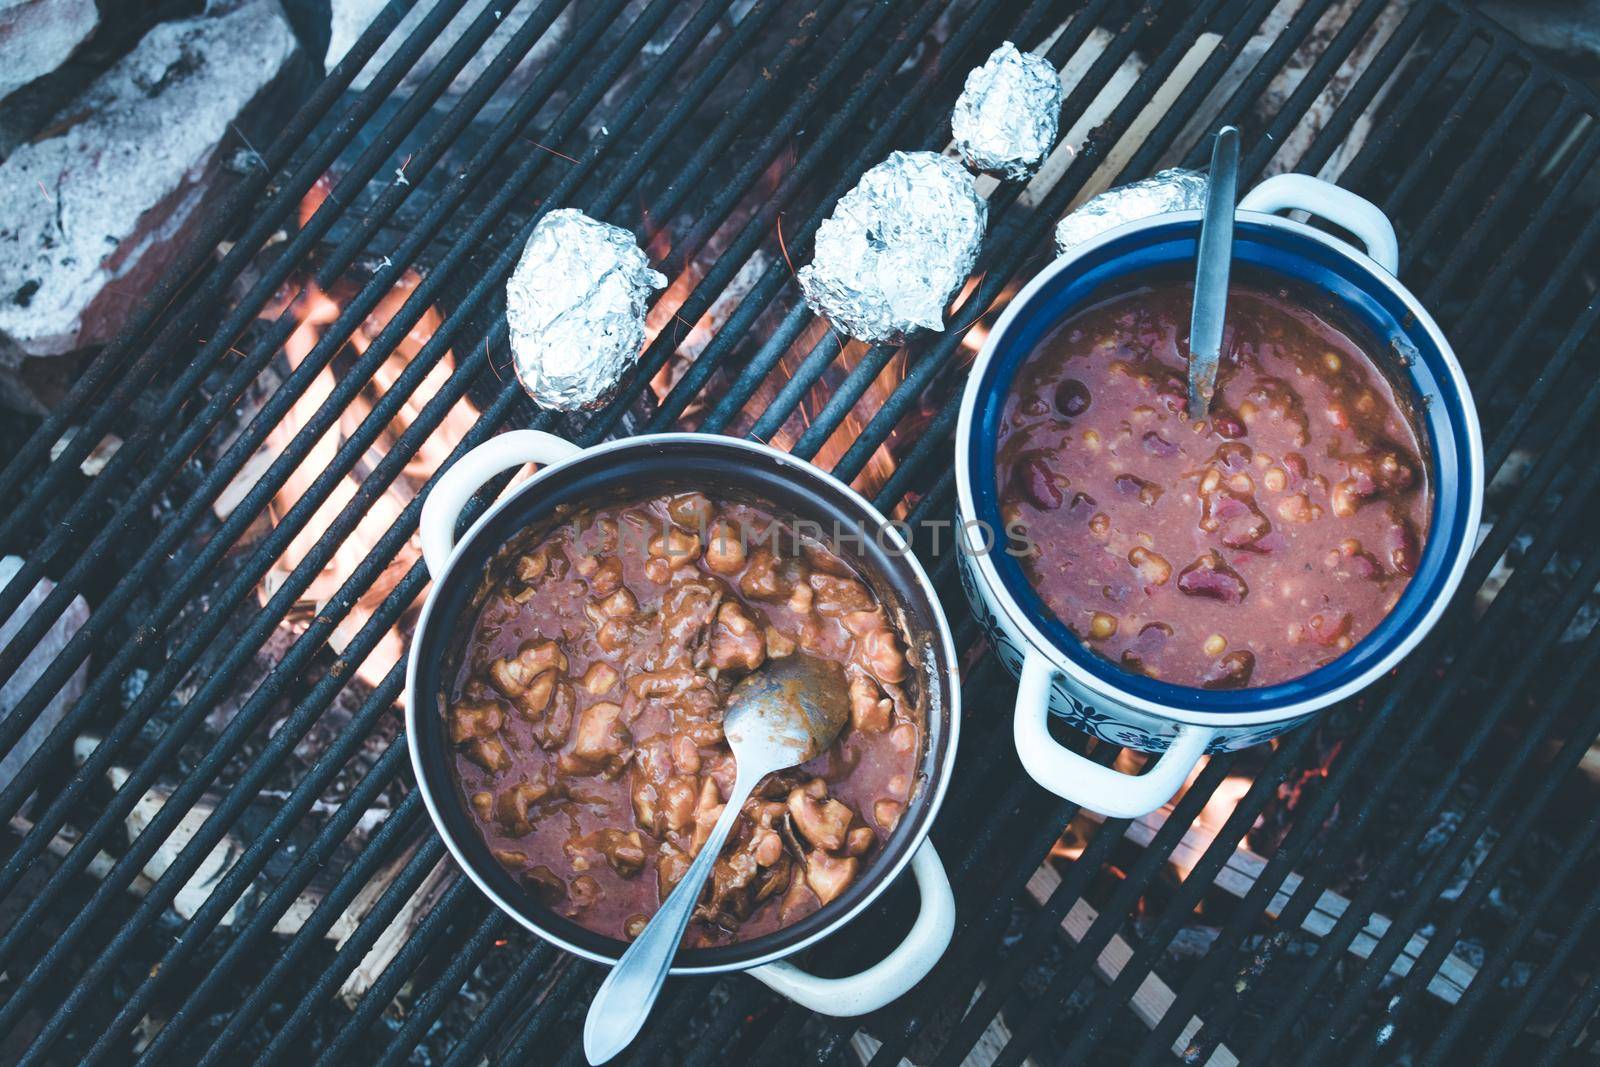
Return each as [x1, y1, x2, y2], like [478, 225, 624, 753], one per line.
[955, 175, 1484, 819]
[408, 431, 960, 1014]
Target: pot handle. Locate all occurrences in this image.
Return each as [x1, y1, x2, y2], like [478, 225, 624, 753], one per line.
[1239, 173, 1400, 275]
[419, 430, 583, 576]
[1014, 649, 1214, 819]
[747, 840, 954, 1015]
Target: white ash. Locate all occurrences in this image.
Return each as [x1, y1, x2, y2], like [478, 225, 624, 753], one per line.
[1053, 168, 1208, 257]
[798, 150, 988, 343]
[0, 555, 89, 794]
[327, 0, 571, 120]
[0, 1, 296, 360]
[951, 42, 1062, 181]
[0, 0, 98, 103]
[506, 208, 666, 410]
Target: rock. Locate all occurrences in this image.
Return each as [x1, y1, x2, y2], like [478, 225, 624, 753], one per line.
[0, 1, 297, 361]
[326, 0, 571, 116]
[0, 555, 90, 795]
[0, 0, 99, 103]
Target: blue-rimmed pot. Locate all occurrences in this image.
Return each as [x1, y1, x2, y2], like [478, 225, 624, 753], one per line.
[409, 431, 960, 1015]
[955, 174, 1483, 819]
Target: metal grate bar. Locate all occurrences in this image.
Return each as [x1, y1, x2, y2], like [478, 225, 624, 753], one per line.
[0, 0, 800, 1049]
[0, 0, 508, 635]
[601, 0, 1057, 444]
[0, 0, 992, 1049]
[1337, 652, 1600, 1060]
[0, 0, 444, 510]
[0, 0, 576, 754]
[4, 0, 1598, 1061]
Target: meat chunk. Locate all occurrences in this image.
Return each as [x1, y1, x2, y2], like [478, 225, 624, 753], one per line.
[660, 575, 723, 658]
[809, 572, 875, 616]
[489, 640, 567, 699]
[705, 520, 747, 575]
[493, 848, 528, 870]
[804, 850, 859, 906]
[531, 682, 574, 749]
[568, 702, 630, 775]
[709, 601, 765, 672]
[495, 777, 561, 834]
[590, 828, 647, 878]
[739, 548, 793, 601]
[463, 737, 512, 772]
[667, 492, 715, 531]
[699, 851, 759, 922]
[448, 699, 502, 744]
[848, 673, 892, 733]
[649, 527, 703, 568]
[657, 844, 692, 898]
[843, 610, 908, 684]
[787, 784, 854, 852]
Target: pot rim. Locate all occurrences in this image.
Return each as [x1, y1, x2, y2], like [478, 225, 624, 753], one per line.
[406, 432, 961, 974]
[955, 208, 1484, 728]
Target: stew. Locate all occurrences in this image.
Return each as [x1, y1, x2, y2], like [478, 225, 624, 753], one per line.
[446, 492, 921, 946]
[997, 274, 1430, 689]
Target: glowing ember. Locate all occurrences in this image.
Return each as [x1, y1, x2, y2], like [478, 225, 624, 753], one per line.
[222, 183, 480, 696]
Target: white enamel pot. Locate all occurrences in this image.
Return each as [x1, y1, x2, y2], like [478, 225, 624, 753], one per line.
[955, 174, 1483, 819]
[407, 431, 960, 1015]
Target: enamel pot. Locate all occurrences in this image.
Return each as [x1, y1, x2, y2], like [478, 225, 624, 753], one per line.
[955, 174, 1483, 819]
[408, 431, 960, 1014]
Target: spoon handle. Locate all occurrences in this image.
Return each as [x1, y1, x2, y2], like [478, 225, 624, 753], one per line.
[583, 770, 759, 1064]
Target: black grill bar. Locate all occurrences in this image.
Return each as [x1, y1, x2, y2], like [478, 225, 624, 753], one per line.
[0, 0, 436, 512]
[3, 0, 1600, 1061]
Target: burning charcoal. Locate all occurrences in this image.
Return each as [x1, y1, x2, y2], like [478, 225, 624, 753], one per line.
[0, 2, 296, 360]
[505, 208, 667, 410]
[951, 42, 1062, 180]
[0, 0, 98, 103]
[1053, 168, 1208, 256]
[797, 151, 987, 343]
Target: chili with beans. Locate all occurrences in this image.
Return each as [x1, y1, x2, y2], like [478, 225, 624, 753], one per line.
[997, 274, 1430, 689]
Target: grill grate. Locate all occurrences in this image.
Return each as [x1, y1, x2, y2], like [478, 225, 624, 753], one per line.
[1, 0, 1598, 1063]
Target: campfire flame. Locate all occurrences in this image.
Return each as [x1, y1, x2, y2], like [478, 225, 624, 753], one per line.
[224, 176, 480, 696]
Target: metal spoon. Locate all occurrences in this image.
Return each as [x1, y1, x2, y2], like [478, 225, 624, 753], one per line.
[583, 654, 852, 1064]
[1186, 125, 1240, 421]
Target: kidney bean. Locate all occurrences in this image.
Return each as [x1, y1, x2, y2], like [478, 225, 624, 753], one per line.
[1384, 510, 1421, 576]
[1055, 378, 1093, 416]
[1143, 430, 1180, 457]
[1115, 473, 1163, 506]
[1177, 551, 1249, 603]
[1015, 451, 1065, 510]
[1202, 490, 1273, 550]
[1201, 650, 1255, 690]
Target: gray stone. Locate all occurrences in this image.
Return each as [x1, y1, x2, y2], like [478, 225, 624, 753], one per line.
[327, 0, 570, 112]
[0, 555, 89, 795]
[0, 0, 99, 103]
[0, 1, 296, 361]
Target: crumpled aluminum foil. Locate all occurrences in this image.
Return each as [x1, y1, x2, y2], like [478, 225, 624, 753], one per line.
[505, 208, 667, 410]
[797, 151, 987, 343]
[951, 42, 1062, 181]
[1053, 167, 1208, 256]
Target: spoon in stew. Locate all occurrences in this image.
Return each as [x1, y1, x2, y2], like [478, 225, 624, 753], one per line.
[583, 654, 853, 1064]
[1186, 124, 1241, 421]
